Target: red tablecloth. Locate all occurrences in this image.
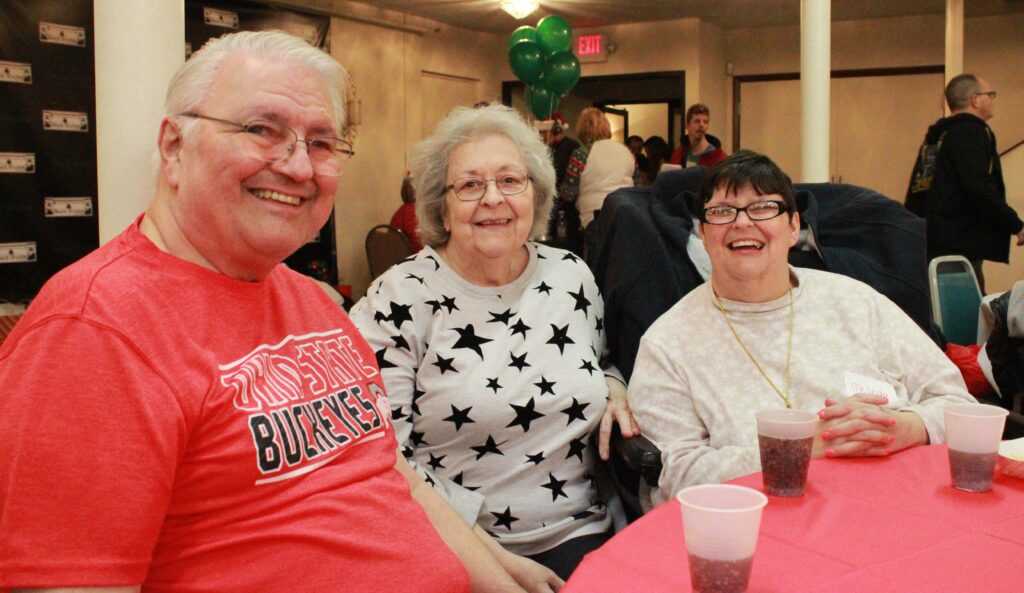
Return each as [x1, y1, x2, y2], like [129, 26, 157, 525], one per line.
[565, 445, 1024, 592]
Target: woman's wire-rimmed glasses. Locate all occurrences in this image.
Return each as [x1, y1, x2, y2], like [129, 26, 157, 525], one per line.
[178, 112, 354, 176]
[445, 171, 531, 202]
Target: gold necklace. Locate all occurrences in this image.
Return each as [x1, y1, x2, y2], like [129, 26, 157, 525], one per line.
[712, 287, 794, 409]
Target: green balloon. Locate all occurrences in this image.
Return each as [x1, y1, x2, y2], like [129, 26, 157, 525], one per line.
[508, 26, 538, 49]
[536, 15, 572, 56]
[508, 41, 544, 84]
[541, 51, 580, 96]
[526, 84, 557, 120]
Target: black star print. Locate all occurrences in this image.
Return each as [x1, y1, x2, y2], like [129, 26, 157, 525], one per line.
[427, 453, 447, 471]
[547, 324, 575, 354]
[374, 310, 389, 324]
[568, 284, 591, 317]
[560, 397, 591, 425]
[509, 352, 530, 371]
[525, 451, 546, 465]
[491, 506, 520, 531]
[375, 348, 396, 369]
[405, 273, 425, 284]
[573, 510, 594, 520]
[488, 308, 515, 325]
[443, 404, 475, 431]
[425, 255, 441, 270]
[562, 252, 580, 263]
[409, 430, 428, 446]
[440, 294, 459, 313]
[509, 318, 531, 338]
[486, 377, 502, 393]
[432, 354, 458, 374]
[401, 445, 414, 459]
[425, 299, 443, 314]
[595, 316, 603, 332]
[534, 281, 553, 294]
[541, 472, 569, 501]
[471, 435, 506, 459]
[452, 324, 492, 358]
[452, 471, 480, 491]
[534, 376, 556, 396]
[424, 474, 436, 487]
[391, 334, 410, 350]
[411, 384, 424, 416]
[506, 397, 545, 432]
[579, 359, 597, 375]
[566, 436, 587, 462]
[537, 252, 547, 259]
[392, 407, 408, 421]
[388, 302, 414, 327]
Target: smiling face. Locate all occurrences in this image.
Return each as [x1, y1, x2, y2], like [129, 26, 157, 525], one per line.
[700, 183, 800, 302]
[159, 52, 340, 280]
[443, 134, 534, 272]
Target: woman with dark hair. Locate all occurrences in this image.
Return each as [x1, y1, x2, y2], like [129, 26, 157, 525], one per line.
[640, 135, 670, 186]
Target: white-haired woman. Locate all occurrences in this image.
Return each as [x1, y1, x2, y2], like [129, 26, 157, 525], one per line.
[351, 104, 636, 587]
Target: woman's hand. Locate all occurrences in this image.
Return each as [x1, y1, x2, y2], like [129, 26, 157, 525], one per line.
[599, 377, 639, 461]
[815, 393, 927, 458]
[496, 549, 565, 593]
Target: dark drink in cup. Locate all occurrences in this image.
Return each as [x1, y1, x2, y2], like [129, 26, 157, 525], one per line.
[688, 554, 754, 593]
[948, 448, 999, 492]
[758, 434, 813, 496]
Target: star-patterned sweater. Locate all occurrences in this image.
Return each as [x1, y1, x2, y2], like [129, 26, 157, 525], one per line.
[350, 242, 613, 555]
[629, 267, 975, 509]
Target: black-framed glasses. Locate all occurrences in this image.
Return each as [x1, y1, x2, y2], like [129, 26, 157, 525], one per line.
[701, 200, 789, 225]
[445, 171, 531, 202]
[974, 91, 997, 99]
[177, 112, 354, 176]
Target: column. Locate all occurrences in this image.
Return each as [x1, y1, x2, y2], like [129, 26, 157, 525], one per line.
[944, 0, 964, 114]
[94, 0, 184, 243]
[800, 0, 830, 183]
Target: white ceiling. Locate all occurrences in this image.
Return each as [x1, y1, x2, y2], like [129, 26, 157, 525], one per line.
[335, 0, 1024, 34]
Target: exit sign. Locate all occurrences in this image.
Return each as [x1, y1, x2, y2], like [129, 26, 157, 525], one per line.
[575, 34, 607, 63]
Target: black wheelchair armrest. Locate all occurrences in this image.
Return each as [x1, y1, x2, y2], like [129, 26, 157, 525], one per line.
[610, 424, 662, 488]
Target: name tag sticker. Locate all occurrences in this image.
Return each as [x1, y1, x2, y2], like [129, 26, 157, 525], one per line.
[204, 7, 239, 29]
[43, 110, 89, 132]
[844, 371, 898, 404]
[45, 197, 93, 217]
[0, 153, 36, 174]
[0, 61, 32, 84]
[39, 22, 87, 47]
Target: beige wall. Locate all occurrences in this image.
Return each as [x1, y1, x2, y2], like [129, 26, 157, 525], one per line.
[328, 9, 506, 298]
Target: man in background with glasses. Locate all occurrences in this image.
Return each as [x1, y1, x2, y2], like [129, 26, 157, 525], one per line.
[0, 31, 529, 593]
[906, 73, 1023, 291]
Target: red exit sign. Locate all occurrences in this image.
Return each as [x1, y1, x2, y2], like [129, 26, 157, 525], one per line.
[575, 34, 607, 63]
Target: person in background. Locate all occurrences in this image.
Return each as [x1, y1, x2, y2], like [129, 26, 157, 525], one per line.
[351, 103, 637, 584]
[906, 73, 1024, 292]
[627, 134, 647, 177]
[669, 103, 727, 168]
[560, 107, 635, 257]
[391, 174, 423, 252]
[538, 113, 582, 255]
[628, 150, 974, 509]
[640, 135, 671, 186]
[0, 30, 529, 593]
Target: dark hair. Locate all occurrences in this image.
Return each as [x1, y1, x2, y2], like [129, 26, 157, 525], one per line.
[642, 135, 670, 182]
[400, 175, 415, 204]
[945, 74, 980, 111]
[627, 135, 644, 145]
[685, 103, 710, 124]
[698, 149, 796, 217]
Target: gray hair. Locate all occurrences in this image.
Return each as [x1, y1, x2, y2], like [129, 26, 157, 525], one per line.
[410, 104, 555, 247]
[945, 74, 980, 112]
[166, 30, 355, 142]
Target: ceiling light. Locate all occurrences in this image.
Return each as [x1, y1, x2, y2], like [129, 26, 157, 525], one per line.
[501, 0, 539, 20]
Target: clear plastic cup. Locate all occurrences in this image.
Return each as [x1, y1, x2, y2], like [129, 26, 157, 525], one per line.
[755, 409, 819, 497]
[678, 484, 768, 593]
[944, 403, 1009, 492]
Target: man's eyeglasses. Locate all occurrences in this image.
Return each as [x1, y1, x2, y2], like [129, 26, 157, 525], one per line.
[701, 200, 789, 225]
[446, 171, 531, 202]
[178, 112, 354, 177]
[974, 91, 997, 99]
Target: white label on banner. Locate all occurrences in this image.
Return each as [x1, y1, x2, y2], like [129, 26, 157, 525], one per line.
[204, 7, 239, 29]
[39, 22, 87, 47]
[0, 61, 32, 84]
[43, 110, 89, 132]
[0, 242, 38, 264]
[45, 197, 94, 217]
[0, 153, 35, 173]
[185, 42, 193, 59]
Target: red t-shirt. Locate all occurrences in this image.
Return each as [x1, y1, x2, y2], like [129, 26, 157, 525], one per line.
[0, 220, 469, 593]
[390, 202, 423, 252]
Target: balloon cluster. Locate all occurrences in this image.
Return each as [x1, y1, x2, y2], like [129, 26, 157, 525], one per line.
[507, 15, 580, 120]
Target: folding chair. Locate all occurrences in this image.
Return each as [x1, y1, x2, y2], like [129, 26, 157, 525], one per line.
[928, 256, 983, 345]
[365, 224, 412, 280]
